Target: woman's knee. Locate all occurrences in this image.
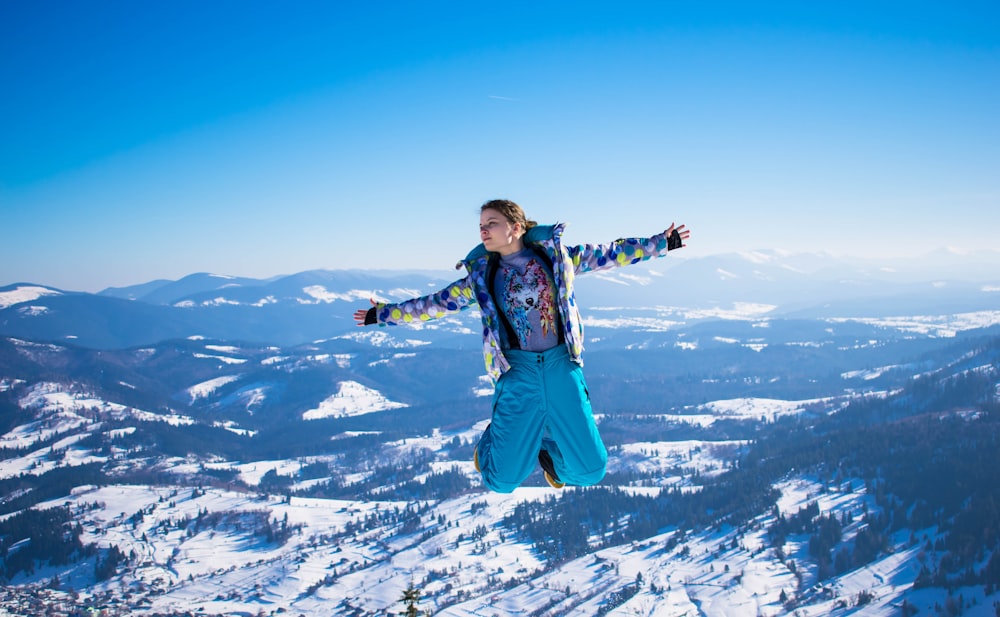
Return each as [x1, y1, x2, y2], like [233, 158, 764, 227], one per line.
[573, 461, 607, 487]
[480, 470, 524, 494]
[476, 433, 539, 493]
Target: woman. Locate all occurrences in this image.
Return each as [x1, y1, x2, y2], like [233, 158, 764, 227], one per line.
[354, 199, 690, 493]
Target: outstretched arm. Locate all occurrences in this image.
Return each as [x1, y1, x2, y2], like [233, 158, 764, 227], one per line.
[352, 275, 478, 327]
[570, 222, 692, 274]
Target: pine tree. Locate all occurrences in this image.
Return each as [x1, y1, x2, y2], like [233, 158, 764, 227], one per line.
[399, 580, 423, 617]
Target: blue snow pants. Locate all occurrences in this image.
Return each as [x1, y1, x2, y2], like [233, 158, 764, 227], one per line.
[476, 345, 608, 493]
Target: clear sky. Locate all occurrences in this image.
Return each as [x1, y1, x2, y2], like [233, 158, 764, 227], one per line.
[2, 1, 998, 292]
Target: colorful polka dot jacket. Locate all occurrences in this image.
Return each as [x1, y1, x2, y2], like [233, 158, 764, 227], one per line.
[373, 223, 678, 382]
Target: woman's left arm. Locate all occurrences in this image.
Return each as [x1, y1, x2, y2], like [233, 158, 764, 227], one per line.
[569, 223, 690, 274]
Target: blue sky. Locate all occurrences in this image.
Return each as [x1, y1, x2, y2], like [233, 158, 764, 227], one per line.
[2, 1, 998, 292]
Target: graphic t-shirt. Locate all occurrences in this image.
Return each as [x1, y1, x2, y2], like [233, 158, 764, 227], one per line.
[494, 248, 561, 352]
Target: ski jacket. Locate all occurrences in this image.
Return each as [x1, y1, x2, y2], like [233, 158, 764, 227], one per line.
[372, 223, 678, 382]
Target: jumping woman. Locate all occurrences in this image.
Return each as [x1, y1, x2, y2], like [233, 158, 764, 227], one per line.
[354, 199, 690, 493]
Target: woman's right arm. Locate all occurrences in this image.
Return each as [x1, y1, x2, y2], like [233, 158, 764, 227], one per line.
[353, 276, 478, 326]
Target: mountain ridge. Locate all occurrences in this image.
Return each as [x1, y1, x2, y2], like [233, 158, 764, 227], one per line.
[3, 250, 999, 350]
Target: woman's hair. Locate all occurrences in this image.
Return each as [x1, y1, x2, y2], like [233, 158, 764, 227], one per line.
[480, 199, 537, 231]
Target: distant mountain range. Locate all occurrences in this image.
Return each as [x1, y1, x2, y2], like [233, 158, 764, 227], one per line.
[3, 249, 998, 349]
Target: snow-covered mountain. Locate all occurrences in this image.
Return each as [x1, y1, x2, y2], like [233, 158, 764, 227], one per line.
[1, 253, 999, 615]
[1, 328, 997, 615]
[3, 249, 999, 349]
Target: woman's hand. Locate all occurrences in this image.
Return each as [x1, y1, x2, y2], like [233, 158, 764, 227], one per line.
[666, 223, 690, 250]
[353, 298, 378, 326]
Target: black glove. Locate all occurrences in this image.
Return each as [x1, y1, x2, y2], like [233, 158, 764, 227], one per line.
[667, 228, 683, 251]
[364, 307, 377, 325]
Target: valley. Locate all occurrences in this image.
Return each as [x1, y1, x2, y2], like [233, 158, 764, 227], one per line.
[1, 255, 999, 616]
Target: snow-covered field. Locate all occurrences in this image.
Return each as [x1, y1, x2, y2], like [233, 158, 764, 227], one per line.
[828, 310, 1000, 338]
[8, 470, 993, 616]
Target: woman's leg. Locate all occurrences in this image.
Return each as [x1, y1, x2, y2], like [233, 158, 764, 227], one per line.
[540, 347, 607, 487]
[475, 359, 545, 493]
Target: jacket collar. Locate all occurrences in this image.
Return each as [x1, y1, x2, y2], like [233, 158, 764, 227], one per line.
[458, 223, 564, 270]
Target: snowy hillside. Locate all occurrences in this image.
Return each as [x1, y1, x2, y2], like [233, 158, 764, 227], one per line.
[4, 474, 952, 616]
[0, 285, 62, 309]
[1, 264, 999, 616]
[1, 332, 998, 614]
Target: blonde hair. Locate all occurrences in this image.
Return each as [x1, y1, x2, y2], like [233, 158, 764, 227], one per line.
[480, 199, 537, 232]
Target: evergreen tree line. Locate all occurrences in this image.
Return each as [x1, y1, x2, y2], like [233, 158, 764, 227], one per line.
[0, 506, 85, 581]
[0, 462, 104, 517]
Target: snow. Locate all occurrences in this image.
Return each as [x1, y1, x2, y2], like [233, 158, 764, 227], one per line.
[0, 378, 26, 392]
[2, 308, 998, 614]
[2, 382, 194, 461]
[230, 459, 305, 486]
[472, 375, 494, 397]
[186, 375, 241, 402]
[205, 297, 240, 306]
[368, 352, 418, 367]
[829, 310, 1000, 337]
[192, 352, 247, 364]
[841, 365, 901, 380]
[233, 385, 269, 413]
[214, 421, 256, 436]
[609, 440, 748, 480]
[302, 380, 408, 420]
[301, 285, 374, 303]
[686, 303, 777, 320]
[593, 271, 659, 286]
[0, 285, 61, 309]
[583, 316, 681, 331]
[9, 338, 63, 352]
[1, 418, 995, 616]
[698, 396, 832, 422]
[16, 305, 50, 316]
[335, 330, 431, 348]
[204, 344, 242, 354]
[584, 303, 777, 332]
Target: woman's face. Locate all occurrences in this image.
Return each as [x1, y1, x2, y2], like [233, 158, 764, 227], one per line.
[479, 208, 523, 255]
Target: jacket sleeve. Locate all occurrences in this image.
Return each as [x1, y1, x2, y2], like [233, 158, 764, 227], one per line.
[374, 275, 478, 325]
[567, 229, 677, 275]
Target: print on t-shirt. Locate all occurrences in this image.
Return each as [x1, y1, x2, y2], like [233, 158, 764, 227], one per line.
[502, 257, 558, 348]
